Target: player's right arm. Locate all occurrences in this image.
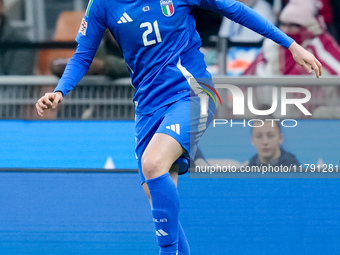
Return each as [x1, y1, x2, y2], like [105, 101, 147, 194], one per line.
[36, 0, 107, 116]
[35, 43, 98, 116]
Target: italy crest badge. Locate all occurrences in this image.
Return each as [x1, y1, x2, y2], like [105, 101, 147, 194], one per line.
[160, 0, 175, 17]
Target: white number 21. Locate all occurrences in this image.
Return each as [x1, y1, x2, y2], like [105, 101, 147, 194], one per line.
[140, 20, 162, 46]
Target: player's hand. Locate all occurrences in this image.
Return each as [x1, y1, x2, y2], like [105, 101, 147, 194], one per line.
[36, 91, 63, 117]
[288, 41, 322, 78]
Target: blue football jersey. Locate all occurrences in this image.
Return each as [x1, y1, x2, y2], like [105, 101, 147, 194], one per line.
[55, 0, 293, 115]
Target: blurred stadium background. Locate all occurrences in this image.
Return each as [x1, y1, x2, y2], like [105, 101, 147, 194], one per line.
[1, 0, 340, 254]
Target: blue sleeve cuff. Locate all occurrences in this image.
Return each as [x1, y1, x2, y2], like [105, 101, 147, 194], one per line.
[53, 43, 97, 96]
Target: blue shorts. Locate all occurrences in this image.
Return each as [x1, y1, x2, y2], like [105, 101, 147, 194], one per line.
[135, 95, 215, 184]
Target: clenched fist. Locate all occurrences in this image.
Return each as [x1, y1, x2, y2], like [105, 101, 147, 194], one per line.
[36, 91, 63, 117]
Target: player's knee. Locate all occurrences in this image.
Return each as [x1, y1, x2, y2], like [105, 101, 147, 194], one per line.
[141, 155, 165, 180]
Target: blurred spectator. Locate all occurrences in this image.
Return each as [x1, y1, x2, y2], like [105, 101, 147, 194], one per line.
[218, 0, 276, 43]
[329, 0, 340, 44]
[213, 0, 277, 118]
[0, 0, 35, 75]
[316, 0, 333, 29]
[265, 0, 274, 4]
[217, 0, 276, 76]
[248, 117, 300, 167]
[280, 0, 339, 42]
[50, 30, 129, 79]
[194, 9, 223, 47]
[244, 0, 340, 118]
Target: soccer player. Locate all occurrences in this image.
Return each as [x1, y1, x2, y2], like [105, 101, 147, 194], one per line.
[36, 0, 322, 254]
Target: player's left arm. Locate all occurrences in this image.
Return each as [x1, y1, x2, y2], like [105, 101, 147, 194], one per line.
[196, 0, 322, 77]
[288, 41, 322, 78]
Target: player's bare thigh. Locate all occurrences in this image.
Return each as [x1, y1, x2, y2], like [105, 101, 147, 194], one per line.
[141, 133, 184, 180]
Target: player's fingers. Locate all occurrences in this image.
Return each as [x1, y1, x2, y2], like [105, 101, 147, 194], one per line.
[52, 93, 63, 109]
[36, 99, 48, 109]
[35, 102, 45, 116]
[36, 95, 51, 116]
[305, 53, 322, 78]
[309, 58, 321, 78]
[311, 65, 319, 78]
[315, 58, 323, 77]
[301, 61, 313, 74]
[42, 95, 53, 107]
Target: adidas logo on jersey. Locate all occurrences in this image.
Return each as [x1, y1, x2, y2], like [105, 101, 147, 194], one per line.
[166, 124, 180, 135]
[117, 12, 133, 24]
